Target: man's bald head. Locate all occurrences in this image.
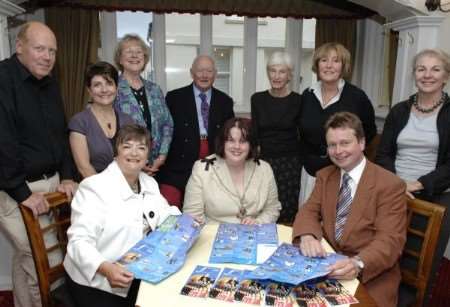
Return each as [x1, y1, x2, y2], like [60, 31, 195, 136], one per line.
[16, 21, 57, 79]
[190, 55, 217, 92]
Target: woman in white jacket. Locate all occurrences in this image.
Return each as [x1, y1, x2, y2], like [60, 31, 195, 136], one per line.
[64, 124, 180, 307]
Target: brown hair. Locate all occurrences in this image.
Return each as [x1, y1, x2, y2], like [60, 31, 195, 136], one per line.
[114, 34, 150, 72]
[324, 112, 364, 141]
[85, 61, 118, 88]
[312, 42, 352, 80]
[215, 118, 257, 160]
[114, 124, 151, 156]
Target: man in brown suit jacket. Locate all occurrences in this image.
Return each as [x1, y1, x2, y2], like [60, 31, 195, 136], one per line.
[292, 112, 407, 307]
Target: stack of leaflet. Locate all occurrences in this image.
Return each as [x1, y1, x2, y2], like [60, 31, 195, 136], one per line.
[117, 214, 203, 283]
[246, 243, 347, 285]
[209, 223, 278, 265]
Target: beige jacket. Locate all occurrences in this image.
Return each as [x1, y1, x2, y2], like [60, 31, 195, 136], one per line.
[183, 155, 281, 224]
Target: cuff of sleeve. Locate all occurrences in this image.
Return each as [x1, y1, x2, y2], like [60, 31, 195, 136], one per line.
[5, 183, 32, 204]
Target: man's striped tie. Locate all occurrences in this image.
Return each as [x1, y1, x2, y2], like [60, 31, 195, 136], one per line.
[335, 173, 352, 241]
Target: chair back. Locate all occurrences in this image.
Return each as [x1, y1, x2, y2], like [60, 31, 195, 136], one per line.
[20, 192, 71, 307]
[400, 198, 445, 307]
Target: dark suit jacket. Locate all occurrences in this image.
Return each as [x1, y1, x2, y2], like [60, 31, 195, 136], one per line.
[292, 160, 407, 307]
[158, 83, 234, 190]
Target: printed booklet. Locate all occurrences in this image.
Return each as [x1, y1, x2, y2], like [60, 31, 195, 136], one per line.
[117, 214, 202, 283]
[180, 265, 221, 298]
[209, 223, 278, 265]
[246, 243, 347, 285]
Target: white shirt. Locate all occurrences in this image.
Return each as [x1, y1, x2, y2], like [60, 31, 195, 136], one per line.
[340, 157, 366, 199]
[310, 79, 345, 109]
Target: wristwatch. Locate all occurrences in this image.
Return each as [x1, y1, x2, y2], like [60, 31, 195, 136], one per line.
[351, 256, 364, 278]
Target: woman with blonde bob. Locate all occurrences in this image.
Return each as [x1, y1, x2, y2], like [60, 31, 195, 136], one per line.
[250, 51, 301, 224]
[114, 34, 173, 177]
[298, 42, 376, 206]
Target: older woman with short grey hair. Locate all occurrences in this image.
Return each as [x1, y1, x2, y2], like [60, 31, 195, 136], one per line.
[250, 51, 302, 224]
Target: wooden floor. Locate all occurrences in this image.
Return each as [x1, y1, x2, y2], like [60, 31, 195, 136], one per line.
[0, 258, 449, 307]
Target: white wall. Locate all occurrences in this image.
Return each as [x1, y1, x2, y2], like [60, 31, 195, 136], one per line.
[438, 16, 450, 93]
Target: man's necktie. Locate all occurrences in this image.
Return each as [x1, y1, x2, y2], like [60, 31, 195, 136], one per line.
[199, 92, 209, 131]
[335, 173, 352, 241]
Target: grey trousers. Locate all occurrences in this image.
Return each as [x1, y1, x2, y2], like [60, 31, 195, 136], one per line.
[0, 173, 61, 307]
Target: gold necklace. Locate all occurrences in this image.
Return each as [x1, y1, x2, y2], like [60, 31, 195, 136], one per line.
[91, 107, 115, 137]
[130, 180, 140, 194]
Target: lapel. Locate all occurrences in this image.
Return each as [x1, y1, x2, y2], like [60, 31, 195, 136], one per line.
[338, 161, 375, 245]
[323, 167, 340, 246]
[188, 83, 201, 138]
[212, 157, 238, 196]
[118, 76, 135, 103]
[208, 87, 218, 135]
[211, 157, 256, 199]
[105, 161, 136, 201]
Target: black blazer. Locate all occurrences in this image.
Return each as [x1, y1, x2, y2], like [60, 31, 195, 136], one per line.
[158, 83, 234, 190]
[375, 94, 450, 196]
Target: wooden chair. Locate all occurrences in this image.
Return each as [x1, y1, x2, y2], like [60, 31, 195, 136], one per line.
[20, 192, 75, 307]
[398, 198, 445, 307]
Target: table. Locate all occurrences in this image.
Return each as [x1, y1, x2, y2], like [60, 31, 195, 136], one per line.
[136, 224, 377, 307]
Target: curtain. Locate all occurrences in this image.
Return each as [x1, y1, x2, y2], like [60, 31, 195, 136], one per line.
[315, 19, 357, 80]
[388, 30, 399, 108]
[45, 7, 100, 120]
[30, 0, 376, 19]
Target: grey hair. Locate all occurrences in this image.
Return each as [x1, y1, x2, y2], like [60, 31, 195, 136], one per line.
[266, 51, 294, 72]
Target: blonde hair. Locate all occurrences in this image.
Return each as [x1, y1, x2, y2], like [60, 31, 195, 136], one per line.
[412, 49, 450, 77]
[312, 42, 351, 79]
[114, 34, 150, 72]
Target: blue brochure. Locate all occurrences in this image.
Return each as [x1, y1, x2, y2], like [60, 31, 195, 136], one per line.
[246, 243, 347, 285]
[209, 223, 278, 265]
[117, 214, 203, 283]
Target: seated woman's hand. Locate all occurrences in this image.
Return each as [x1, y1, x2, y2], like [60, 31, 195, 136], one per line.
[98, 261, 134, 288]
[241, 217, 258, 225]
[405, 180, 424, 199]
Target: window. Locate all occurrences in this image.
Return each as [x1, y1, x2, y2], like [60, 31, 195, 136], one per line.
[116, 11, 153, 80]
[213, 14, 244, 102]
[165, 13, 200, 91]
[213, 47, 231, 94]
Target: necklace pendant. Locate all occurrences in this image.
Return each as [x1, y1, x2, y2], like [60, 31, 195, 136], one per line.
[237, 207, 247, 219]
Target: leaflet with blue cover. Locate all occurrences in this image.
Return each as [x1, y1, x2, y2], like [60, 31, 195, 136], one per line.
[209, 223, 278, 265]
[246, 243, 347, 285]
[117, 214, 203, 283]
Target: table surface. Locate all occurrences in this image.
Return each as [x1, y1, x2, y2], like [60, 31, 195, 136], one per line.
[135, 224, 377, 307]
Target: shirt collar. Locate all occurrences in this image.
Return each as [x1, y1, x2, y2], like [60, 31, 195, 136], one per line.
[340, 157, 366, 187]
[107, 161, 158, 200]
[309, 78, 345, 109]
[13, 54, 52, 86]
[193, 84, 212, 101]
